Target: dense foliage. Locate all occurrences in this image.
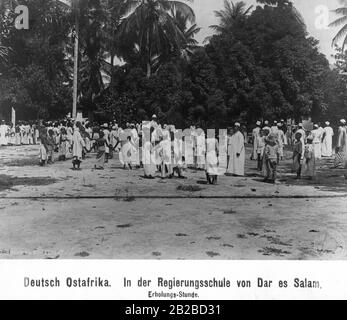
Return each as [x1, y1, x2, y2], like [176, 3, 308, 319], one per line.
[1, 0, 347, 127]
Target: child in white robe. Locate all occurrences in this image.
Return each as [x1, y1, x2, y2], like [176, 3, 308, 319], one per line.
[205, 137, 219, 185]
[120, 136, 136, 170]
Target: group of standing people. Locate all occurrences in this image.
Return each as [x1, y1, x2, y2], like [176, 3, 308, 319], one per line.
[250, 120, 336, 183]
[2, 115, 347, 185]
[0, 120, 39, 146]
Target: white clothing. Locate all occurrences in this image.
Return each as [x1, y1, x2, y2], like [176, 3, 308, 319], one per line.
[227, 131, 245, 176]
[206, 138, 219, 175]
[322, 126, 334, 157]
[72, 128, 86, 160]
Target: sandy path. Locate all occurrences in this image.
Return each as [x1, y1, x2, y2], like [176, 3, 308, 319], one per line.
[0, 144, 347, 260]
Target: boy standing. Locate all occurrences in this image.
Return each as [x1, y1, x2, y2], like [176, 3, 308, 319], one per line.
[256, 129, 266, 171]
[263, 134, 280, 184]
[292, 132, 303, 179]
[304, 137, 316, 180]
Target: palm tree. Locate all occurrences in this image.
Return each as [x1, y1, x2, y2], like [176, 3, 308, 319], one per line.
[120, 0, 196, 78]
[0, 46, 9, 66]
[101, 0, 139, 83]
[210, 0, 253, 35]
[59, 0, 107, 117]
[174, 10, 200, 62]
[0, 0, 19, 67]
[330, 6, 347, 51]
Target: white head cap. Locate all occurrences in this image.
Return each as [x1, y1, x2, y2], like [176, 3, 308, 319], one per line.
[235, 122, 241, 127]
[298, 123, 303, 127]
[256, 121, 261, 126]
[152, 114, 157, 119]
[341, 119, 346, 124]
[264, 120, 269, 125]
[314, 124, 319, 128]
[325, 121, 330, 126]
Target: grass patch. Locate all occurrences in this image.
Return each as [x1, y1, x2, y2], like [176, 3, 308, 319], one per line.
[0, 174, 57, 191]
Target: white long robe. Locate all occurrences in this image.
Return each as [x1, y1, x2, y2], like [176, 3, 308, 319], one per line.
[337, 126, 347, 156]
[103, 129, 110, 154]
[120, 141, 136, 165]
[277, 129, 285, 157]
[252, 127, 260, 160]
[296, 128, 306, 160]
[72, 128, 86, 160]
[311, 129, 322, 159]
[0, 124, 9, 145]
[322, 126, 334, 157]
[196, 133, 206, 168]
[143, 141, 156, 176]
[228, 131, 245, 176]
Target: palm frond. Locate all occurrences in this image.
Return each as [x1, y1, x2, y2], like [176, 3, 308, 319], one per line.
[169, 1, 196, 23]
[332, 7, 347, 16]
[329, 15, 347, 28]
[332, 23, 347, 45]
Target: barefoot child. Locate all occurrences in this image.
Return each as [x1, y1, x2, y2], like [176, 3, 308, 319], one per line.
[72, 122, 86, 170]
[256, 129, 266, 171]
[292, 132, 303, 179]
[93, 131, 111, 170]
[120, 136, 136, 170]
[39, 134, 48, 166]
[263, 134, 280, 183]
[46, 129, 56, 164]
[58, 128, 69, 161]
[304, 137, 316, 179]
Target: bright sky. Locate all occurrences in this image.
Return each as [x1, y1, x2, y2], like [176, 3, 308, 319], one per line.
[60, 0, 346, 64]
[192, 0, 346, 64]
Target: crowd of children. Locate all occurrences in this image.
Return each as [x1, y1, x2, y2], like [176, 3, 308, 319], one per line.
[249, 119, 339, 183]
[2, 116, 345, 185]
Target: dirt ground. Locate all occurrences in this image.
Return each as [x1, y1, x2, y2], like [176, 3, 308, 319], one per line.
[0, 144, 347, 260]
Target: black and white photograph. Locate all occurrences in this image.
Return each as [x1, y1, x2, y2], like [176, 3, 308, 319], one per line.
[1, 0, 347, 263]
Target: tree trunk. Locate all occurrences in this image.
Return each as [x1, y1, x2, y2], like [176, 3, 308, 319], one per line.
[146, 62, 151, 78]
[72, 7, 79, 119]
